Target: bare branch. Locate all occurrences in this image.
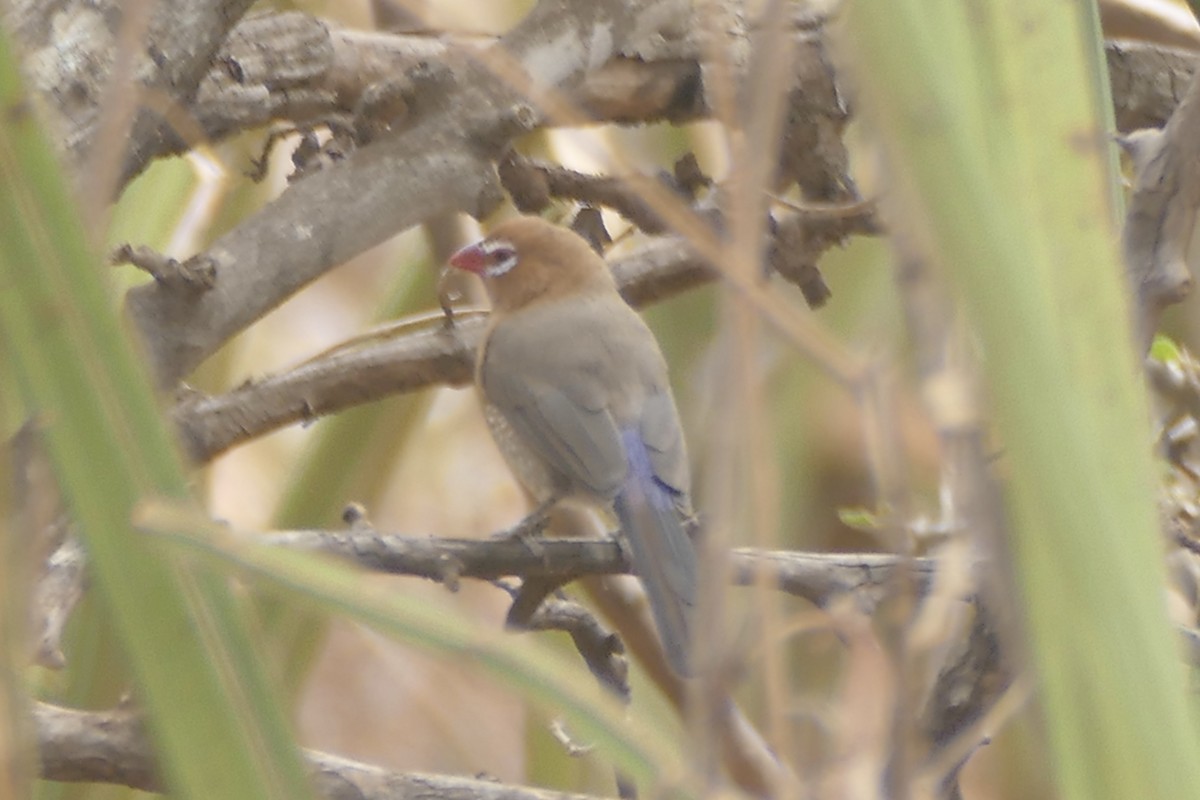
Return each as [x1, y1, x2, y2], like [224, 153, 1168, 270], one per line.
[518, 598, 631, 704]
[10, 0, 1192, 393]
[172, 317, 479, 462]
[37, 704, 158, 791]
[191, 13, 461, 147]
[112, 14, 1182, 391]
[171, 212, 874, 463]
[186, 25, 1197, 153]
[1122, 60, 1200, 344]
[7, 0, 259, 183]
[1107, 41, 1198, 132]
[35, 701, 604, 800]
[110, 244, 215, 293]
[32, 534, 86, 671]
[182, 13, 833, 157]
[499, 152, 684, 233]
[124, 0, 684, 386]
[191, 12, 342, 142]
[265, 530, 937, 609]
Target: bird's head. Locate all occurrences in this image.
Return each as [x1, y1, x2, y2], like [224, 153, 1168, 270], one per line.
[448, 216, 615, 312]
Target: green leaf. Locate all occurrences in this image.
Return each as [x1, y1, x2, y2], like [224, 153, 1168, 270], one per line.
[1150, 334, 1183, 364]
[836, 506, 881, 531]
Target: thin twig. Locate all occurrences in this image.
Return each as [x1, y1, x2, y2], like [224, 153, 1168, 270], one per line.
[265, 529, 938, 609]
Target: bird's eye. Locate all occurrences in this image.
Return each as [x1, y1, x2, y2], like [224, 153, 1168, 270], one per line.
[483, 244, 518, 277]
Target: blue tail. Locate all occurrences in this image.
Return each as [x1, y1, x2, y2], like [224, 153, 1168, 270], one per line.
[614, 429, 697, 676]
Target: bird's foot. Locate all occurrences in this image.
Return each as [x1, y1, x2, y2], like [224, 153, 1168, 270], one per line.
[608, 529, 633, 565]
[490, 499, 556, 554]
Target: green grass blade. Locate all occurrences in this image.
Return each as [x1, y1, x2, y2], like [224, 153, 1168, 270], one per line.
[136, 498, 689, 790]
[264, 248, 437, 699]
[0, 29, 312, 800]
[841, 2, 1200, 797]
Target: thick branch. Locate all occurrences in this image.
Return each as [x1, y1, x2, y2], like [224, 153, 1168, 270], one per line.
[190, 13, 457, 145]
[121, 17, 1188, 390]
[62, 9, 1189, 166]
[125, 0, 682, 386]
[170, 233, 712, 461]
[6, 0, 259, 183]
[172, 218, 879, 463]
[1107, 40, 1199, 132]
[1121, 53, 1200, 344]
[35, 701, 601, 800]
[173, 317, 478, 462]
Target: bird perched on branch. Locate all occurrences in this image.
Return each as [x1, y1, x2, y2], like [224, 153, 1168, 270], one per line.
[448, 215, 698, 675]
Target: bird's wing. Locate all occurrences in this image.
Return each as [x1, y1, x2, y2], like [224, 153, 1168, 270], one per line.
[638, 389, 691, 500]
[483, 364, 627, 498]
[481, 300, 692, 501]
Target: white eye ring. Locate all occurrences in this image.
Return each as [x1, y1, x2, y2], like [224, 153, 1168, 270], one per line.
[481, 238, 517, 277]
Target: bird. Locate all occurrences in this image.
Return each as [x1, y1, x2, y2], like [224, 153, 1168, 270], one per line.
[448, 215, 698, 675]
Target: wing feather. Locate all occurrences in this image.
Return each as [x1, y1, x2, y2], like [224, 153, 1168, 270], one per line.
[484, 366, 626, 498]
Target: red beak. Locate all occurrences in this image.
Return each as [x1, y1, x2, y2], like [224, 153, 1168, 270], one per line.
[448, 243, 487, 274]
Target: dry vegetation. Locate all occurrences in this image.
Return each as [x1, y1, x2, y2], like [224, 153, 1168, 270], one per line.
[8, 1, 1200, 799]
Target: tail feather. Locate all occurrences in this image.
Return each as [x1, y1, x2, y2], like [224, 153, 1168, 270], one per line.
[615, 430, 697, 676]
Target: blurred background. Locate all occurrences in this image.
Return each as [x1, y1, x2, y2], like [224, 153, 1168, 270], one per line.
[24, 1, 1200, 799]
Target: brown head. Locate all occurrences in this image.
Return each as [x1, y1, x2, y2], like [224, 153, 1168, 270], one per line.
[447, 216, 615, 313]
